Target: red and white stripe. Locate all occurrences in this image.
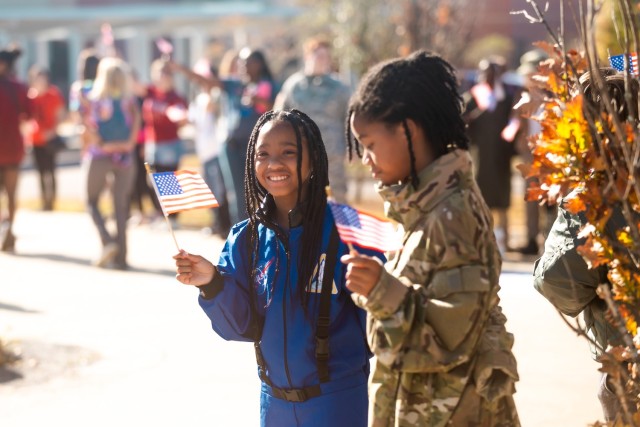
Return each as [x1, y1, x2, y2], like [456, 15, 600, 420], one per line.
[157, 170, 218, 215]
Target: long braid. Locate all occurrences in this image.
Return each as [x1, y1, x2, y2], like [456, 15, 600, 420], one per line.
[287, 109, 329, 311]
[402, 120, 419, 188]
[346, 50, 469, 188]
[244, 109, 329, 313]
[244, 111, 279, 312]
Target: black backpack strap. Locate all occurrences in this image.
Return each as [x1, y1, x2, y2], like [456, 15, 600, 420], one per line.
[316, 225, 340, 383]
[245, 226, 271, 387]
[253, 223, 340, 400]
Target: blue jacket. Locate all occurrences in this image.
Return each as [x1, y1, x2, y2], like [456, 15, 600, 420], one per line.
[199, 205, 384, 425]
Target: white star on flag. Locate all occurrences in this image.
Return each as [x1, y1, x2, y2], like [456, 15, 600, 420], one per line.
[609, 53, 638, 74]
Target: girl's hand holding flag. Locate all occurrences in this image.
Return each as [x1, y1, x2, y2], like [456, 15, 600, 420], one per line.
[173, 250, 215, 286]
[341, 252, 384, 297]
[326, 190, 401, 297]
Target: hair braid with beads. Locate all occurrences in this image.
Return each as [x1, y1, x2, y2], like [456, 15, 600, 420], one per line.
[345, 49, 469, 188]
[244, 109, 330, 312]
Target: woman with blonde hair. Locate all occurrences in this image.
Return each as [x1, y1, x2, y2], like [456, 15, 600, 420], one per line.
[83, 57, 140, 269]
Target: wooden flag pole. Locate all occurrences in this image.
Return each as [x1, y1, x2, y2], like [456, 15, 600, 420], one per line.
[325, 185, 357, 254]
[144, 162, 181, 251]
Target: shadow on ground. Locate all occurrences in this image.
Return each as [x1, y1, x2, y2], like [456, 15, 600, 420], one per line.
[0, 340, 100, 387]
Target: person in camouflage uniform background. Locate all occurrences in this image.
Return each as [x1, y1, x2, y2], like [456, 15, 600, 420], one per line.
[341, 50, 520, 426]
[274, 36, 350, 203]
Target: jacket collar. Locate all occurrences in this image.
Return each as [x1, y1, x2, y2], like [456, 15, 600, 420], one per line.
[259, 193, 306, 229]
[376, 149, 475, 229]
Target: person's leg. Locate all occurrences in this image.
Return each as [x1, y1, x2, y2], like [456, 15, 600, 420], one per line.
[517, 174, 540, 255]
[598, 372, 622, 422]
[1, 165, 20, 251]
[493, 208, 509, 253]
[112, 161, 136, 268]
[519, 198, 540, 254]
[226, 140, 247, 223]
[32, 146, 49, 209]
[205, 157, 231, 234]
[129, 144, 146, 214]
[85, 156, 114, 249]
[42, 144, 57, 210]
[218, 142, 240, 225]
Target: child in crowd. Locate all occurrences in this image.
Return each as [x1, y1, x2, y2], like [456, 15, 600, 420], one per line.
[340, 50, 521, 426]
[84, 57, 139, 269]
[174, 109, 384, 426]
[26, 65, 66, 211]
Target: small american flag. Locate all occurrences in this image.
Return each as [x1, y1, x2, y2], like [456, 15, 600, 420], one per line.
[328, 200, 402, 252]
[151, 170, 219, 215]
[609, 53, 638, 74]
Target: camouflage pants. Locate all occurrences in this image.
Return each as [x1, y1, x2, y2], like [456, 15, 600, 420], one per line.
[368, 360, 520, 427]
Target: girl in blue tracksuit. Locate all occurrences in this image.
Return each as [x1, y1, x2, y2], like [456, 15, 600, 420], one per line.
[174, 109, 384, 427]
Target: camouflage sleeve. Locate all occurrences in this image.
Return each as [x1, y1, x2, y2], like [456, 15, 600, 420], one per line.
[353, 206, 494, 372]
[533, 206, 603, 317]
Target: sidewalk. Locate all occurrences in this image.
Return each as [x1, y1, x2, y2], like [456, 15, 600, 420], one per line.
[0, 167, 604, 426]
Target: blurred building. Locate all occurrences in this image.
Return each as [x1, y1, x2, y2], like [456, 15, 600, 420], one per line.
[0, 0, 300, 98]
[472, 0, 580, 55]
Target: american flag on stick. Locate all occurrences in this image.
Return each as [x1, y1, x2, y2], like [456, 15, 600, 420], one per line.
[150, 170, 219, 215]
[609, 53, 638, 74]
[328, 200, 402, 252]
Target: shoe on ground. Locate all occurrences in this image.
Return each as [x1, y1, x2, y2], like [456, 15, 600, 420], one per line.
[113, 261, 130, 271]
[1, 231, 16, 252]
[94, 242, 119, 267]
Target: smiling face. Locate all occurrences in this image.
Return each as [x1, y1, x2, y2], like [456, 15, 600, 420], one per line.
[255, 120, 311, 214]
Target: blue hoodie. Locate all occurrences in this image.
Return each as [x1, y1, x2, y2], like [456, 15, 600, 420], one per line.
[198, 205, 384, 426]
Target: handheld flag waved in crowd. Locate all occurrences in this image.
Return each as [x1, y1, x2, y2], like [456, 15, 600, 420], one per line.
[145, 163, 218, 250]
[150, 170, 219, 215]
[609, 52, 638, 74]
[327, 199, 402, 253]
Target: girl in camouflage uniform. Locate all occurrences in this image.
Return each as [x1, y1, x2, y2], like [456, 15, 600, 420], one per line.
[341, 50, 521, 426]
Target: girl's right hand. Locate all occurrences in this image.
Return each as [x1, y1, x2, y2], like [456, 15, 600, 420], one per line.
[173, 250, 215, 286]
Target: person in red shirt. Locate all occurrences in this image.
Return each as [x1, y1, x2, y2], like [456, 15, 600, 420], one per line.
[142, 59, 188, 221]
[0, 45, 32, 252]
[26, 65, 66, 211]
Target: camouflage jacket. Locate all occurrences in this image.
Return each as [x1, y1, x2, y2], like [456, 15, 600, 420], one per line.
[353, 150, 520, 426]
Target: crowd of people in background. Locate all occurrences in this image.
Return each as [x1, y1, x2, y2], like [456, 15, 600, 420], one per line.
[0, 34, 553, 265]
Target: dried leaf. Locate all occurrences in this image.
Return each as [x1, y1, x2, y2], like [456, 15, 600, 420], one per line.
[564, 194, 587, 214]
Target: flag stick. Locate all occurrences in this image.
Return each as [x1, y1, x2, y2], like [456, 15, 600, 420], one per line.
[325, 185, 358, 254]
[144, 162, 181, 252]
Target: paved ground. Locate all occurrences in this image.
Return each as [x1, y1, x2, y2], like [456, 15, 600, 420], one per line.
[0, 165, 605, 426]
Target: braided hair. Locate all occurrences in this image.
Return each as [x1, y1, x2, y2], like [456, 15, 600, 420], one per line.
[244, 109, 330, 311]
[346, 50, 469, 188]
